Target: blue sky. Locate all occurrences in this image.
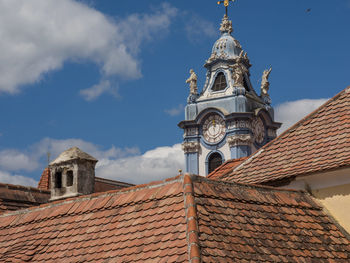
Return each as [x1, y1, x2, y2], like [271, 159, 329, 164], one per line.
[0, 0, 349, 186]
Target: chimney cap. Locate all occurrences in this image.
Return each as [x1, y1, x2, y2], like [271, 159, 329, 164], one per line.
[49, 147, 97, 166]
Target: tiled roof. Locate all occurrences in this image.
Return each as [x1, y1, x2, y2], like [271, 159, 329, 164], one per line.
[0, 183, 49, 213]
[220, 86, 350, 184]
[37, 168, 50, 190]
[208, 157, 247, 179]
[0, 175, 349, 262]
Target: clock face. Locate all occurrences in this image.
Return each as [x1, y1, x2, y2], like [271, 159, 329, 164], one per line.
[252, 117, 265, 144]
[202, 114, 226, 143]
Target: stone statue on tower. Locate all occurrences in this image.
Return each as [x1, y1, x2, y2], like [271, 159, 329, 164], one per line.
[186, 69, 198, 95]
[261, 68, 272, 96]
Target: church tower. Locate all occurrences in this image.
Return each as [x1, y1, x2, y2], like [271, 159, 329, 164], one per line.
[178, 12, 281, 176]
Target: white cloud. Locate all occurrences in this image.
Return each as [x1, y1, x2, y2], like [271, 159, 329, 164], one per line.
[0, 0, 177, 95]
[96, 144, 184, 184]
[80, 80, 118, 101]
[33, 138, 184, 185]
[0, 150, 38, 172]
[0, 136, 184, 186]
[115, 3, 178, 55]
[275, 98, 329, 134]
[185, 15, 217, 43]
[164, 104, 184, 116]
[0, 170, 37, 187]
[31, 137, 140, 162]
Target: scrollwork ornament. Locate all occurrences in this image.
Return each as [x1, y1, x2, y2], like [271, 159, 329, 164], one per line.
[227, 134, 253, 147]
[182, 141, 200, 153]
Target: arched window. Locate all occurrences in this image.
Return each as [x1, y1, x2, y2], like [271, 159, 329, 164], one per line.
[208, 152, 223, 174]
[212, 72, 227, 91]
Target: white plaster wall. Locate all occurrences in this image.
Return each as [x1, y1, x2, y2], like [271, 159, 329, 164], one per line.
[282, 167, 350, 234]
[198, 142, 231, 177]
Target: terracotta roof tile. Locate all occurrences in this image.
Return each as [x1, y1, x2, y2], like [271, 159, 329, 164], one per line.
[37, 168, 50, 190]
[192, 176, 350, 262]
[216, 87, 350, 184]
[0, 175, 349, 262]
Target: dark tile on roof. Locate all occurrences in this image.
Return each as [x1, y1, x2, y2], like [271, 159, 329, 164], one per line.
[220, 86, 350, 184]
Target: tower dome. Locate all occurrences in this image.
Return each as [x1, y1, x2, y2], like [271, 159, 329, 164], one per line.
[207, 14, 243, 64]
[208, 15, 242, 62]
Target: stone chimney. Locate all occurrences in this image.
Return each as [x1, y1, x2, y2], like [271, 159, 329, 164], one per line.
[49, 147, 98, 201]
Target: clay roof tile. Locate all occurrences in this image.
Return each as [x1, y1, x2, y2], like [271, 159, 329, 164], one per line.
[0, 175, 348, 262]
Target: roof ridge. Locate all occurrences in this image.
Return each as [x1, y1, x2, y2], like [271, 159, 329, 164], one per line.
[193, 174, 309, 194]
[274, 87, 348, 139]
[183, 174, 201, 263]
[0, 174, 184, 218]
[227, 86, 350, 176]
[0, 182, 50, 194]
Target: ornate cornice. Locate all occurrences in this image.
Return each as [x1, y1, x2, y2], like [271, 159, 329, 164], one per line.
[182, 141, 200, 153]
[227, 134, 253, 147]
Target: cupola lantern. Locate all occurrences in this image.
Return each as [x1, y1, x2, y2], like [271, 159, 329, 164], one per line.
[178, 9, 281, 176]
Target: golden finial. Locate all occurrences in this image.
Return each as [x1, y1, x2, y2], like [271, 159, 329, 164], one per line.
[217, 0, 236, 16]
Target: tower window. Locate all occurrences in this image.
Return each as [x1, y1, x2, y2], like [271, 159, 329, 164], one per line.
[55, 172, 62, 189]
[212, 72, 227, 91]
[208, 152, 223, 174]
[66, 170, 73, 187]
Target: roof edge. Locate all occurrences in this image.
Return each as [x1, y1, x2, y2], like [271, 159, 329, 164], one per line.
[275, 87, 349, 140]
[0, 182, 50, 194]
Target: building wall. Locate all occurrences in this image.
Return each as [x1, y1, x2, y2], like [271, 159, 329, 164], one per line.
[286, 167, 350, 234]
[198, 143, 231, 176]
[312, 183, 350, 234]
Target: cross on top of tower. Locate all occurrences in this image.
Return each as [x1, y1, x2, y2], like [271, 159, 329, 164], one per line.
[217, 0, 236, 16]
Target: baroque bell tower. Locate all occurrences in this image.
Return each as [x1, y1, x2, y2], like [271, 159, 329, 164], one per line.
[178, 4, 281, 176]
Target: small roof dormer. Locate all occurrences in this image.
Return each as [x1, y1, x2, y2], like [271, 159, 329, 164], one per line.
[49, 147, 98, 201]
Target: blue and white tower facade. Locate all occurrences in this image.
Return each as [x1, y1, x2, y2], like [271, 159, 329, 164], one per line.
[178, 15, 281, 176]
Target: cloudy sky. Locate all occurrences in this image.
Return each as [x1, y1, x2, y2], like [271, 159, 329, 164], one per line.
[0, 0, 349, 186]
